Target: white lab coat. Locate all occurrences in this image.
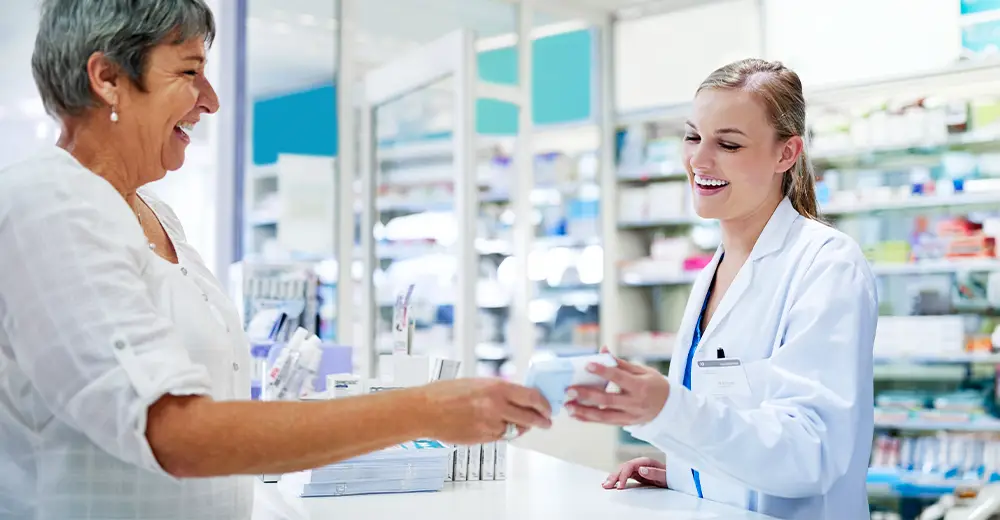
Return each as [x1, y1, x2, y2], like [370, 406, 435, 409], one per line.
[625, 197, 878, 520]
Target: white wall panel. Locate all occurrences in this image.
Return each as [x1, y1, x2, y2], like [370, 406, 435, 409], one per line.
[763, 0, 962, 89]
[613, 0, 763, 112]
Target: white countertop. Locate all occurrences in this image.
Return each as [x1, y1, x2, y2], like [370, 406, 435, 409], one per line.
[252, 447, 777, 520]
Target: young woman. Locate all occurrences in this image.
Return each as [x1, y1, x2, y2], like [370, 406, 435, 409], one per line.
[566, 59, 878, 520]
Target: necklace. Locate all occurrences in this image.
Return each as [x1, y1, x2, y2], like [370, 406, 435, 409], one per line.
[131, 200, 156, 251]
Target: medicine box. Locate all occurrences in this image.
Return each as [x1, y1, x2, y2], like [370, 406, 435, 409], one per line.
[482, 442, 496, 480]
[468, 444, 482, 480]
[454, 445, 469, 481]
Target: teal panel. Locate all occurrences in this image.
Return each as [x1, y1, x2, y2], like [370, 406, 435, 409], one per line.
[962, 0, 1000, 15]
[252, 29, 593, 163]
[253, 85, 337, 165]
[475, 28, 593, 134]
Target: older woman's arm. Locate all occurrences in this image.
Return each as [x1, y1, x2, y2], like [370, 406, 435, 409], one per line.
[0, 171, 548, 479]
[146, 378, 539, 477]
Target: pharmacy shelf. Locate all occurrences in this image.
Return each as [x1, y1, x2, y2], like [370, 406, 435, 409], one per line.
[813, 131, 1000, 162]
[620, 270, 699, 287]
[619, 259, 1000, 288]
[617, 166, 686, 183]
[874, 418, 1000, 432]
[874, 353, 1000, 364]
[615, 193, 1000, 230]
[867, 468, 984, 499]
[870, 259, 1000, 276]
[617, 58, 1000, 128]
[823, 192, 1000, 216]
[617, 216, 703, 229]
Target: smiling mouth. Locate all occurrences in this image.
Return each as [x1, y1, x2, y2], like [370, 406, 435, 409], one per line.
[694, 174, 730, 189]
[174, 121, 194, 142]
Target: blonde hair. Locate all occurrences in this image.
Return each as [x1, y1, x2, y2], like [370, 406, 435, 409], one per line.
[696, 58, 821, 221]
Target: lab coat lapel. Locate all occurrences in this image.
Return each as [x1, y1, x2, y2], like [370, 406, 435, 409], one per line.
[699, 198, 800, 347]
[667, 247, 724, 382]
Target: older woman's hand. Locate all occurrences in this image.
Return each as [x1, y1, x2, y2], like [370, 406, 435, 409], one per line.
[564, 348, 670, 426]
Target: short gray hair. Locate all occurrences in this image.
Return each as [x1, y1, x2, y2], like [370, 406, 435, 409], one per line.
[32, 0, 215, 118]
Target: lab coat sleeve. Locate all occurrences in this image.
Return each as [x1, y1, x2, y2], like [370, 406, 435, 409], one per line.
[625, 248, 877, 498]
[0, 174, 213, 477]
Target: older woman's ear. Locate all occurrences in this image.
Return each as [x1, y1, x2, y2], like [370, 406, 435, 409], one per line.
[85, 52, 121, 108]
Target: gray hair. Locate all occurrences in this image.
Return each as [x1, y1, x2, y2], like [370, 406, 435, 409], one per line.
[32, 0, 215, 118]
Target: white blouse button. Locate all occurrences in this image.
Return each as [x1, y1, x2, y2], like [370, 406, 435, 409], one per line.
[114, 339, 126, 350]
[232, 362, 240, 372]
[180, 267, 188, 276]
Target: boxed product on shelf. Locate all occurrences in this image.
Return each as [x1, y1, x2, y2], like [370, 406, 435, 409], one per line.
[644, 183, 689, 221]
[873, 315, 968, 358]
[618, 186, 649, 223]
[869, 430, 1000, 489]
[616, 182, 689, 223]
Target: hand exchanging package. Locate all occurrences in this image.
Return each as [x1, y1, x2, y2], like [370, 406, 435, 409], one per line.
[524, 352, 618, 414]
[562, 347, 671, 426]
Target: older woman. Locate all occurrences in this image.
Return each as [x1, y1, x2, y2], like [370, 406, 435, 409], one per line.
[0, 1, 552, 519]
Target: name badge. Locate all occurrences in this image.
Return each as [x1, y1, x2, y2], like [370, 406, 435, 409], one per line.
[695, 358, 751, 397]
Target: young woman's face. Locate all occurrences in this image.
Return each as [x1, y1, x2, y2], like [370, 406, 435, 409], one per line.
[116, 36, 219, 174]
[682, 88, 799, 222]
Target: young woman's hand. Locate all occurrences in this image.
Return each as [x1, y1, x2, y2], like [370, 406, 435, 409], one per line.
[565, 347, 670, 426]
[603, 457, 667, 489]
[418, 378, 552, 445]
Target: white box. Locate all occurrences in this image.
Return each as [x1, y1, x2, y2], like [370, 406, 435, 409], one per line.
[482, 442, 497, 480]
[468, 444, 482, 481]
[454, 445, 469, 481]
[393, 354, 431, 387]
[495, 441, 507, 480]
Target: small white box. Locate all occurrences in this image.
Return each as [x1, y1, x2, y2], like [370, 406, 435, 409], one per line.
[482, 442, 497, 480]
[454, 445, 469, 481]
[393, 354, 431, 388]
[468, 444, 482, 480]
[495, 441, 507, 480]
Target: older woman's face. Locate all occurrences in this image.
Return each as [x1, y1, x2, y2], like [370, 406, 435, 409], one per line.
[117, 37, 219, 173]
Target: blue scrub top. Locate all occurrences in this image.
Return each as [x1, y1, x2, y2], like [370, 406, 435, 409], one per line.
[683, 280, 714, 499]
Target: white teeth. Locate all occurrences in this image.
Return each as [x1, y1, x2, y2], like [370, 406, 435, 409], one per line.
[694, 175, 729, 188]
[176, 122, 194, 134]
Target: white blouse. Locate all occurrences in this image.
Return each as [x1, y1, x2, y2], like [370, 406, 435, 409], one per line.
[0, 147, 253, 519]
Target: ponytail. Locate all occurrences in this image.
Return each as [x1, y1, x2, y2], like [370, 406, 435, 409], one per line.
[782, 149, 824, 223]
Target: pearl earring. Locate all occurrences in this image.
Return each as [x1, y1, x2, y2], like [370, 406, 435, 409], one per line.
[110, 106, 119, 123]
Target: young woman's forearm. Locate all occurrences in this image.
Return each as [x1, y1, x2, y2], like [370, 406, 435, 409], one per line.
[147, 389, 433, 477]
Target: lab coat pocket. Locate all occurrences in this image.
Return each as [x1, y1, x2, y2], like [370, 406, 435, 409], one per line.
[664, 454, 696, 496]
[712, 358, 770, 411]
[698, 471, 750, 510]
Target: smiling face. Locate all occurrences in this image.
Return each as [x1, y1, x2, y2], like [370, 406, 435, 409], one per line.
[113, 36, 219, 175]
[683, 87, 801, 222]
